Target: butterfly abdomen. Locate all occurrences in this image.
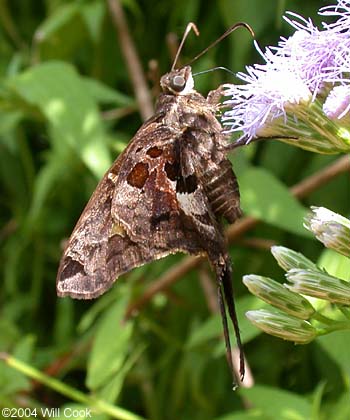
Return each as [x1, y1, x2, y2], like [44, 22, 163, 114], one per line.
[203, 159, 241, 224]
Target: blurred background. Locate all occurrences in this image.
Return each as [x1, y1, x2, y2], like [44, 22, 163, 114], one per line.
[0, 1, 349, 419]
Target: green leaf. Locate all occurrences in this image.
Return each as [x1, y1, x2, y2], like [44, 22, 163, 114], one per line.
[0, 111, 23, 137]
[218, 0, 277, 72]
[0, 335, 35, 395]
[7, 61, 111, 176]
[317, 330, 350, 378]
[214, 410, 268, 420]
[86, 288, 134, 390]
[318, 248, 350, 281]
[35, 4, 81, 40]
[185, 314, 221, 350]
[53, 297, 75, 346]
[98, 344, 145, 403]
[82, 77, 135, 106]
[6, 61, 112, 224]
[186, 295, 267, 351]
[239, 385, 312, 420]
[78, 289, 121, 334]
[80, 0, 106, 43]
[327, 392, 350, 420]
[35, 4, 88, 60]
[239, 167, 310, 237]
[0, 319, 20, 349]
[311, 382, 326, 420]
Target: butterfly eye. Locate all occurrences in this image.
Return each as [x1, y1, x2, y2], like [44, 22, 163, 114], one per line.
[171, 75, 186, 91]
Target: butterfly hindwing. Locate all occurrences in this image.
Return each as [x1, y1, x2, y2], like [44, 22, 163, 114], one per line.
[56, 116, 175, 299]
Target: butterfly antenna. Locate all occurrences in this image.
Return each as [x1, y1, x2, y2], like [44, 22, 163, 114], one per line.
[183, 22, 254, 68]
[193, 66, 236, 77]
[171, 22, 200, 71]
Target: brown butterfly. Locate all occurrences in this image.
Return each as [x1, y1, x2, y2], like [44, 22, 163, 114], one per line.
[57, 22, 252, 386]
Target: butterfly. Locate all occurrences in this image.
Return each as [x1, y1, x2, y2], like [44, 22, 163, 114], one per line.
[56, 22, 252, 386]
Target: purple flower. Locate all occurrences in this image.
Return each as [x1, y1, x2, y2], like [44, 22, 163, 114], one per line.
[222, 46, 312, 139]
[319, 0, 350, 33]
[223, 0, 350, 153]
[279, 15, 350, 90]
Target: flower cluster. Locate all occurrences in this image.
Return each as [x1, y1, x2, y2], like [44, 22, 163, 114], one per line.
[245, 207, 350, 344]
[223, 0, 350, 154]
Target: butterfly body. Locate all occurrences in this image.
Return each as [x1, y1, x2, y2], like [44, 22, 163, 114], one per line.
[57, 65, 241, 299]
[57, 64, 244, 382]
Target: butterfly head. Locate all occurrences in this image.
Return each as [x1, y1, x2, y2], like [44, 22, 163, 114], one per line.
[160, 66, 194, 96]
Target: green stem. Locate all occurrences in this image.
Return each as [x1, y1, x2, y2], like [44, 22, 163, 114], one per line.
[317, 320, 350, 336]
[0, 353, 146, 420]
[0, 0, 25, 49]
[338, 305, 350, 320]
[311, 312, 335, 325]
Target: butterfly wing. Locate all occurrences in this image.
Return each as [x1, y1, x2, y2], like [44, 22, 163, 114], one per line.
[56, 116, 171, 299]
[56, 115, 224, 298]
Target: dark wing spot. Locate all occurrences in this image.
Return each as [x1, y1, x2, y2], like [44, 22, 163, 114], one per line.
[164, 160, 180, 181]
[151, 212, 170, 227]
[146, 146, 163, 158]
[151, 190, 173, 227]
[176, 174, 198, 193]
[127, 162, 149, 188]
[60, 257, 85, 280]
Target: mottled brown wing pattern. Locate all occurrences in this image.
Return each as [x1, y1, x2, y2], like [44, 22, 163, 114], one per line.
[56, 63, 245, 384]
[113, 130, 226, 252]
[56, 117, 174, 299]
[56, 111, 227, 298]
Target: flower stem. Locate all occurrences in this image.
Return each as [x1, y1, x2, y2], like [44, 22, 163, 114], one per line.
[317, 321, 350, 335]
[338, 305, 350, 320]
[0, 353, 145, 420]
[311, 312, 335, 325]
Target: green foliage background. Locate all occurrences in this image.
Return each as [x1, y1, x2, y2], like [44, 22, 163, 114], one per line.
[0, 0, 349, 419]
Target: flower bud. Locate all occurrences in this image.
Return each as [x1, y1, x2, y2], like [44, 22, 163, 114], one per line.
[271, 246, 317, 271]
[286, 268, 350, 305]
[277, 101, 350, 154]
[243, 274, 315, 319]
[323, 85, 350, 120]
[246, 309, 317, 344]
[304, 207, 350, 258]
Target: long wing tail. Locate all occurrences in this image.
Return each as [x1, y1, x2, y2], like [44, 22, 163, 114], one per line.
[215, 255, 245, 388]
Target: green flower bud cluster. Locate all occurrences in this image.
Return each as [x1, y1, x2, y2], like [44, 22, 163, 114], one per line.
[244, 207, 350, 343]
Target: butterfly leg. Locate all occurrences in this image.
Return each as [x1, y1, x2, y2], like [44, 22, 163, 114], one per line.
[207, 85, 226, 106]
